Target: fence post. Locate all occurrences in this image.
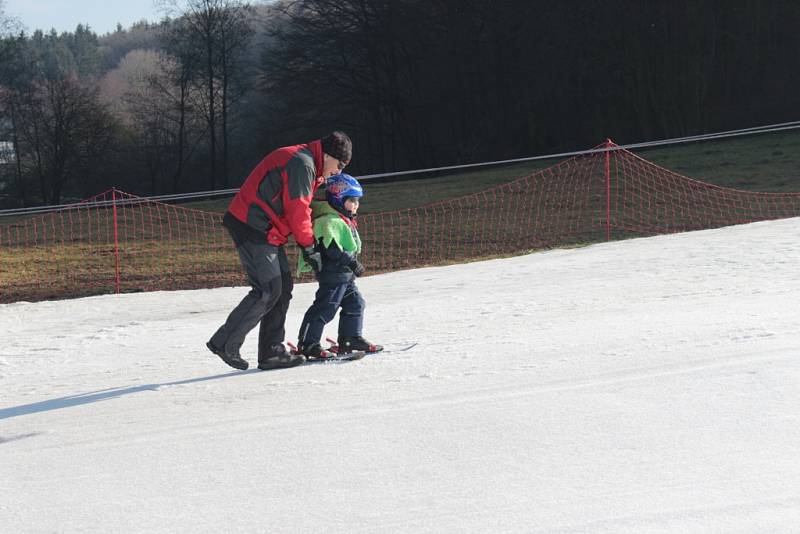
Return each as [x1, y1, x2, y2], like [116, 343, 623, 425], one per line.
[605, 139, 612, 241]
[112, 189, 121, 294]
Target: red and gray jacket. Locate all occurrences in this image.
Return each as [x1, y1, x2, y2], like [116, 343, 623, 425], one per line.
[226, 140, 325, 248]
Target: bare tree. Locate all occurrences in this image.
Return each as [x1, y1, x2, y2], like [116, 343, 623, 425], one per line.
[216, 2, 254, 187]
[158, 0, 253, 189]
[159, 14, 210, 192]
[101, 49, 171, 192]
[3, 27, 117, 205]
[0, 0, 22, 36]
[14, 75, 116, 204]
[1, 31, 34, 206]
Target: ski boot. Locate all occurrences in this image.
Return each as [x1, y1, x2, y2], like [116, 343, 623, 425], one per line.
[337, 336, 383, 354]
[258, 343, 306, 370]
[207, 340, 249, 370]
[297, 342, 327, 358]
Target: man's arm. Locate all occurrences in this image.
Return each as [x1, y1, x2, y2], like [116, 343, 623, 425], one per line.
[283, 155, 317, 247]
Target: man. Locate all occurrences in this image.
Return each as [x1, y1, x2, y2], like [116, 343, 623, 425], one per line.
[207, 131, 352, 370]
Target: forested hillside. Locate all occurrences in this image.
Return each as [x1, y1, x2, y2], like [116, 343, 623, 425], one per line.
[1, 1, 799, 207]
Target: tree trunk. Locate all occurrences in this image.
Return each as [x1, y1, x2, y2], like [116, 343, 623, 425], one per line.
[221, 49, 229, 188]
[9, 105, 28, 206]
[173, 76, 188, 193]
[206, 16, 217, 190]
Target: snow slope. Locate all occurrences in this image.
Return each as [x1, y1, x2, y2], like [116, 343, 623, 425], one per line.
[2, 218, 800, 533]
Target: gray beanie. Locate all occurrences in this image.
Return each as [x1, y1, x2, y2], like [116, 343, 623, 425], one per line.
[321, 131, 352, 163]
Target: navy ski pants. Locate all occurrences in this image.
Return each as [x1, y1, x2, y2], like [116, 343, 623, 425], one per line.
[298, 280, 364, 345]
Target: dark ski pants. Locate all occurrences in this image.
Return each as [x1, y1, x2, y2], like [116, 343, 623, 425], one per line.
[210, 238, 293, 363]
[298, 280, 364, 345]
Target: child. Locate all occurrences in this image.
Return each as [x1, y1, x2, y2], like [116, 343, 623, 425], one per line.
[296, 173, 383, 356]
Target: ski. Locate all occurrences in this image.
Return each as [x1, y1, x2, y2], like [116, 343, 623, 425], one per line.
[325, 338, 417, 355]
[284, 340, 417, 366]
[286, 341, 367, 364]
[325, 337, 383, 354]
[307, 351, 367, 363]
[383, 342, 418, 353]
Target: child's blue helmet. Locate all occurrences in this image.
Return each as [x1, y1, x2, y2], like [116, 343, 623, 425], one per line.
[325, 173, 363, 214]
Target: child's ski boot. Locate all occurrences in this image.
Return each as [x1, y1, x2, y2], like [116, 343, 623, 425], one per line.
[336, 336, 383, 354]
[297, 342, 326, 358]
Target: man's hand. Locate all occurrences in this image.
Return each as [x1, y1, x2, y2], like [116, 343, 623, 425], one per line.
[302, 245, 322, 273]
[350, 259, 366, 277]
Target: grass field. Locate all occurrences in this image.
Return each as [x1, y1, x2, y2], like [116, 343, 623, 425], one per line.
[181, 129, 800, 214]
[634, 130, 800, 192]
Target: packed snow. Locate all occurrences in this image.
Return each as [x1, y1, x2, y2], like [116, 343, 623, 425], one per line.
[2, 218, 800, 533]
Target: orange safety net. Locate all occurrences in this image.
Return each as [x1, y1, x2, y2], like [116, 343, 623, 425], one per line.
[2, 141, 799, 303]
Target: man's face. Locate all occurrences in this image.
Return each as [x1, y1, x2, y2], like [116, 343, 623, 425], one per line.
[322, 154, 348, 178]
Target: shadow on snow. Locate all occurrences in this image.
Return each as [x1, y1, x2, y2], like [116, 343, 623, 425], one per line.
[0, 369, 258, 420]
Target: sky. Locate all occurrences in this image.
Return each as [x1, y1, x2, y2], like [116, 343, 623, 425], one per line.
[2, 217, 799, 531]
[4, 0, 163, 35]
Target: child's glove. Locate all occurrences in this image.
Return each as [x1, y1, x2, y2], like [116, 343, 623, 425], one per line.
[350, 260, 366, 277]
[301, 245, 322, 273]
